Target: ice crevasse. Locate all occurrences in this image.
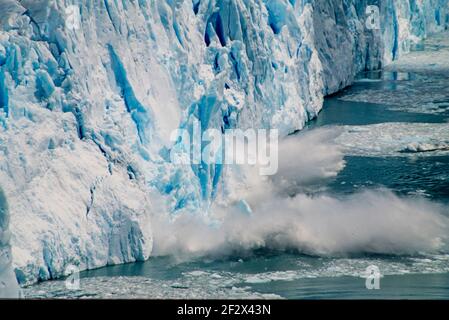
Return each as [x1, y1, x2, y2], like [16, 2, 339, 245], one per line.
[0, 0, 448, 288]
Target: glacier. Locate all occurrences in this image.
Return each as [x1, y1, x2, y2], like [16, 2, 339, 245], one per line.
[0, 0, 448, 290]
[0, 187, 20, 297]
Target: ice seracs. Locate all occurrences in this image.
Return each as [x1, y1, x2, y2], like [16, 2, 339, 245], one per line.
[0, 187, 20, 298]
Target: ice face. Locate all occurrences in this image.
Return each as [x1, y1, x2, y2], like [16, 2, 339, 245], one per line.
[0, 187, 20, 298]
[0, 0, 448, 285]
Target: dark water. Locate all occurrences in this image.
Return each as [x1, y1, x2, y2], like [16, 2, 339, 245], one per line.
[329, 155, 449, 201]
[249, 272, 449, 299]
[309, 71, 449, 203]
[312, 71, 449, 127]
[26, 72, 449, 299]
[313, 99, 447, 126]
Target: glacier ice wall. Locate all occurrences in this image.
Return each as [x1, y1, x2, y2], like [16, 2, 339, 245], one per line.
[0, 187, 20, 297]
[0, 0, 448, 285]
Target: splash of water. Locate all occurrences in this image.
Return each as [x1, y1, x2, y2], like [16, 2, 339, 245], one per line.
[152, 128, 449, 259]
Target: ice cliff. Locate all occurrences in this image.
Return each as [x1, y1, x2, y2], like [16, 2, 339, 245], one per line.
[0, 187, 20, 297]
[0, 0, 448, 288]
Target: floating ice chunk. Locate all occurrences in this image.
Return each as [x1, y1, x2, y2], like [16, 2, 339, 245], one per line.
[400, 142, 449, 154]
[336, 123, 449, 157]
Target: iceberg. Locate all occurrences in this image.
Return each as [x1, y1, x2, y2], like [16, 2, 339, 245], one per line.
[0, 0, 448, 286]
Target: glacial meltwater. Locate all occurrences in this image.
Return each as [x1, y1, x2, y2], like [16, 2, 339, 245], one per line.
[25, 36, 449, 300]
